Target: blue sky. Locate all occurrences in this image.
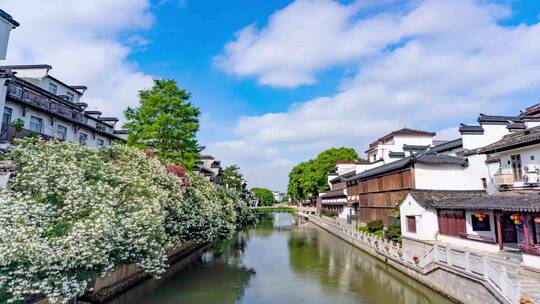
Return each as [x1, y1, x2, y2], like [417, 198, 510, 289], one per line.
[4, 0, 540, 191]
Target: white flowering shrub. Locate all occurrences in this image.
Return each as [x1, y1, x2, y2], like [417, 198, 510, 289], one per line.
[0, 139, 254, 303]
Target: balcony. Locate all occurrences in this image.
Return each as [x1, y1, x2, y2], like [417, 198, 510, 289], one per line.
[6, 84, 118, 138]
[0, 124, 54, 143]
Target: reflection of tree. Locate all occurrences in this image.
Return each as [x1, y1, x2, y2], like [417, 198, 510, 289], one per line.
[288, 225, 454, 304]
[109, 230, 255, 304]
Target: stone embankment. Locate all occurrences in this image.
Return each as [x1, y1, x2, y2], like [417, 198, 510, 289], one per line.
[301, 213, 539, 304]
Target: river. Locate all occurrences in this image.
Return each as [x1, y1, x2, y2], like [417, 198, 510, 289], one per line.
[107, 213, 455, 304]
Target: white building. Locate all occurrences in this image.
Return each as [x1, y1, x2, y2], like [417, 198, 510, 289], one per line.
[0, 65, 125, 148]
[0, 9, 18, 60]
[365, 128, 436, 163]
[195, 155, 223, 184]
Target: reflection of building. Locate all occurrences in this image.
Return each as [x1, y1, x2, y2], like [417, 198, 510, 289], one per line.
[194, 155, 223, 184]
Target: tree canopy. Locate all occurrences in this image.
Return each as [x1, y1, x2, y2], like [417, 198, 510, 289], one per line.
[287, 147, 359, 200]
[223, 164, 243, 190]
[124, 79, 203, 169]
[251, 187, 276, 206]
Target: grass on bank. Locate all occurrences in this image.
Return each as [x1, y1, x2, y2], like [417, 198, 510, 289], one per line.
[251, 206, 298, 213]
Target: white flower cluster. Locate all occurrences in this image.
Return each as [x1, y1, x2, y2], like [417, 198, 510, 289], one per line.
[0, 139, 254, 303]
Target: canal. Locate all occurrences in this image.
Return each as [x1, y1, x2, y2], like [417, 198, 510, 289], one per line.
[108, 213, 455, 304]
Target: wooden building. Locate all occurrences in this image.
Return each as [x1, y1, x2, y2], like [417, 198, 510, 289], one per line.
[346, 149, 470, 225]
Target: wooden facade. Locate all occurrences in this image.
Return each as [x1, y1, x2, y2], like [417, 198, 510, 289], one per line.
[347, 168, 414, 224]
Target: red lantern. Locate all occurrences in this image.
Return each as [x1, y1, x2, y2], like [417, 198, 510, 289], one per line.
[510, 214, 522, 225]
[475, 212, 486, 222]
[413, 256, 420, 265]
[534, 216, 540, 224]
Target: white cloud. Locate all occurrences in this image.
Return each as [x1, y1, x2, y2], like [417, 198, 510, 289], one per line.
[1, 0, 155, 121]
[214, 0, 540, 190]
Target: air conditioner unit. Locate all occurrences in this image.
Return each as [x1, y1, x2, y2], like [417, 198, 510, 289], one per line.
[524, 164, 538, 173]
[524, 173, 539, 184]
[493, 174, 513, 186]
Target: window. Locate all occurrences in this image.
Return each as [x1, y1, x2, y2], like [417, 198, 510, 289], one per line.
[481, 178, 487, 190]
[437, 210, 466, 237]
[96, 138, 104, 148]
[48, 83, 58, 95]
[2, 107, 12, 125]
[29, 116, 42, 133]
[471, 213, 491, 231]
[407, 216, 417, 233]
[56, 125, 67, 140]
[66, 92, 74, 102]
[78, 132, 88, 145]
[532, 155, 535, 161]
[511, 154, 522, 181]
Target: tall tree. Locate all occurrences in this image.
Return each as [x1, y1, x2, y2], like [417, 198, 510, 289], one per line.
[287, 147, 360, 200]
[223, 164, 243, 190]
[251, 187, 276, 206]
[124, 79, 203, 169]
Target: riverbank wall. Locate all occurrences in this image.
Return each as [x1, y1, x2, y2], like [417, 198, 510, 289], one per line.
[80, 242, 210, 303]
[302, 214, 513, 304]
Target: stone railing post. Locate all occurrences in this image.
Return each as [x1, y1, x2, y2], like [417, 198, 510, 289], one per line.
[446, 245, 452, 267]
[465, 248, 471, 273]
[482, 255, 488, 277]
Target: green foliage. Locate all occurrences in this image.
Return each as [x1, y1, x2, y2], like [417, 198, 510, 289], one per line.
[11, 118, 24, 132]
[251, 187, 276, 206]
[252, 207, 297, 213]
[124, 79, 203, 169]
[386, 224, 402, 243]
[287, 147, 360, 200]
[222, 164, 243, 190]
[366, 219, 384, 233]
[320, 210, 336, 218]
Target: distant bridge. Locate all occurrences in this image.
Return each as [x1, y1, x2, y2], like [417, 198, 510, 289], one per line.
[251, 205, 316, 214]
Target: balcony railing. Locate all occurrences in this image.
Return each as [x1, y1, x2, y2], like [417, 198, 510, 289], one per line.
[6, 84, 115, 137]
[0, 124, 54, 143]
[519, 243, 540, 256]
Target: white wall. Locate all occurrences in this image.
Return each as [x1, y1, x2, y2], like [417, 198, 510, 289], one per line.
[367, 134, 433, 163]
[399, 194, 439, 241]
[462, 124, 509, 150]
[0, 18, 13, 60]
[496, 144, 540, 188]
[414, 163, 484, 190]
[338, 205, 355, 219]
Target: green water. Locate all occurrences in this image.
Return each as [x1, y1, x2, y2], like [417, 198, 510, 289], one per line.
[108, 213, 454, 304]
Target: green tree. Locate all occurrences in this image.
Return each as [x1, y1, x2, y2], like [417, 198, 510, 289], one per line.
[124, 79, 203, 169]
[287, 147, 360, 200]
[223, 164, 243, 190]
[251, 187, 276, 206]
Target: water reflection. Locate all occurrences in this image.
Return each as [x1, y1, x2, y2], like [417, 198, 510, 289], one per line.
[107, 213, 454, 304]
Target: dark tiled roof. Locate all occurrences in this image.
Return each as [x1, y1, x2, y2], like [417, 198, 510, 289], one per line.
[99, 117, 119, 122]
[389, 151, 406, 158]
[432, 138, 463, 153]
[427, 191, 540, 212]
[346, 150, 467, 182]
[71, 85, 88, 90]
[200, 155, 214, 159]
[403, 144, 430, 151]
[368, 128, 436, 150]
[478, 126, 540, 154]
[0, 9, 19, 27]
[507, 122, 526, 130]
[85, 111, 102, 115]
[407, 189, 487, 208]
[459, 124, 484, 134]
[320, 189, 346, 199]
[0, 64, 51, 70]
[478, 114, 522, 125]
[520, 103, 540, 117]
[485, 155, 500, 164]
